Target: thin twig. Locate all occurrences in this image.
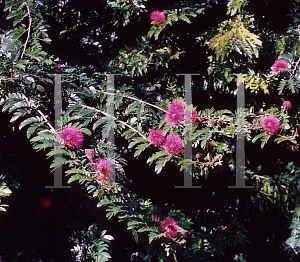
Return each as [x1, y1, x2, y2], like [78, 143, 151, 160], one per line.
[81, 105, 147, 140]
[254, 174, 287, 189]
[24, 95, 56, 134]
[173, 253, 178, 262]
[36, 108, 57, 134]
[21, 2, 31, 59]
[0, 77, 14, 81]
[100, 90, 167, 113]
[123, 94, 167, 113]
[290, 57, 300, 76]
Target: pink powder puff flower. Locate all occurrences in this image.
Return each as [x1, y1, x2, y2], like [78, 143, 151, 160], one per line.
[52, 63, 62, 68]
[165, 100, 185, 126]
[271, 60, 289, 74]
[205, 142, 215, 150]
[150, 10, 166, 25]
[38, 197, 52, 210]
[85, 149, 96, 163]
[282, 101, 292, 111]
[160, 217, 179, 239]
[280, 124, 285, 129]
[191, 110, 198, 123]
[61, 126, 84, 149]
[260, 115, 281, 134]
[148, 129, 165, 147]
[93, 158, 113, 185]
[163, 134, 184, 154]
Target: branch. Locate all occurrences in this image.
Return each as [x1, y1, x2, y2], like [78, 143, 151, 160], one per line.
[254, 174, 286, 189]
[36, 108, 57, 134]
[123, 94, 167, 113]
[81, 105, 147, 140]
[26, 96, 57, 134]
[100, 90, 167, 113]
[290, 57, 300, 76]
[21, 2, 31, 59]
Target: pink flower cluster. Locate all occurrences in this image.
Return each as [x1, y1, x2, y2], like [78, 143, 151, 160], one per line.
[160, 217, 179, 239]
[271, 60, 289, 74]
[260, 115, 281, 134]
[191, 110, 198, 123]
[282, 101, 292, 111]
[163, 134, 183, 154]
[61, 126, 84, 149]
[85, 149, 96, 163]
[150, 10, 166, 25]
[147, 130, 183, 155]
[165, 99, 185, 126]
[148, 129, 165, 147]
[38, 197, 52, 210]
[165, 100, 200, 125]
[93, 158, 113, 185]
[205, 142, 215, 151]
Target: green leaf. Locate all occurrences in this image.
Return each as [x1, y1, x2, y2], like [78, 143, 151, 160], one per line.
[125, 101, 140, 114]
[179, 14, 192, 24]
[147, 151, 168, 165]
[65, 168, 86, 176]
[149, 232, 166, 244]
[128, 137, 148, 149]
[50, 157, 68, 169]
[0, 185, 12, 196]
[19, 117, 41, 130]
[32, 140, 54, 151]
[252, 132, 266, 143]
[10, 110, 26, 123]
[177, 159, 193, 172]
[137, 226, 159, 233]
[46, 148, 69, 158]
[261, 133, 271, 148]
[59, 30, 69, 35]
[27, 122, 43, 138]
[42, 38, 52, 43]
[274, 136, 288, 144]
[93, 117, 108, 130]
[121, 130, 136, 140]
[190, 128, 210, 140]
[79, 127, 91, 135]
[67, 174, 86, 184]
[13, 12, 28, 26]
[7, 9, 24, 20]
[154, 155, 170, 174]
[147, 29, 155, 39]
[134, 143, 150, 158]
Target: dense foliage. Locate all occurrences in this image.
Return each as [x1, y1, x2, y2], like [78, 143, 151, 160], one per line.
[1, 0, 300, 261]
